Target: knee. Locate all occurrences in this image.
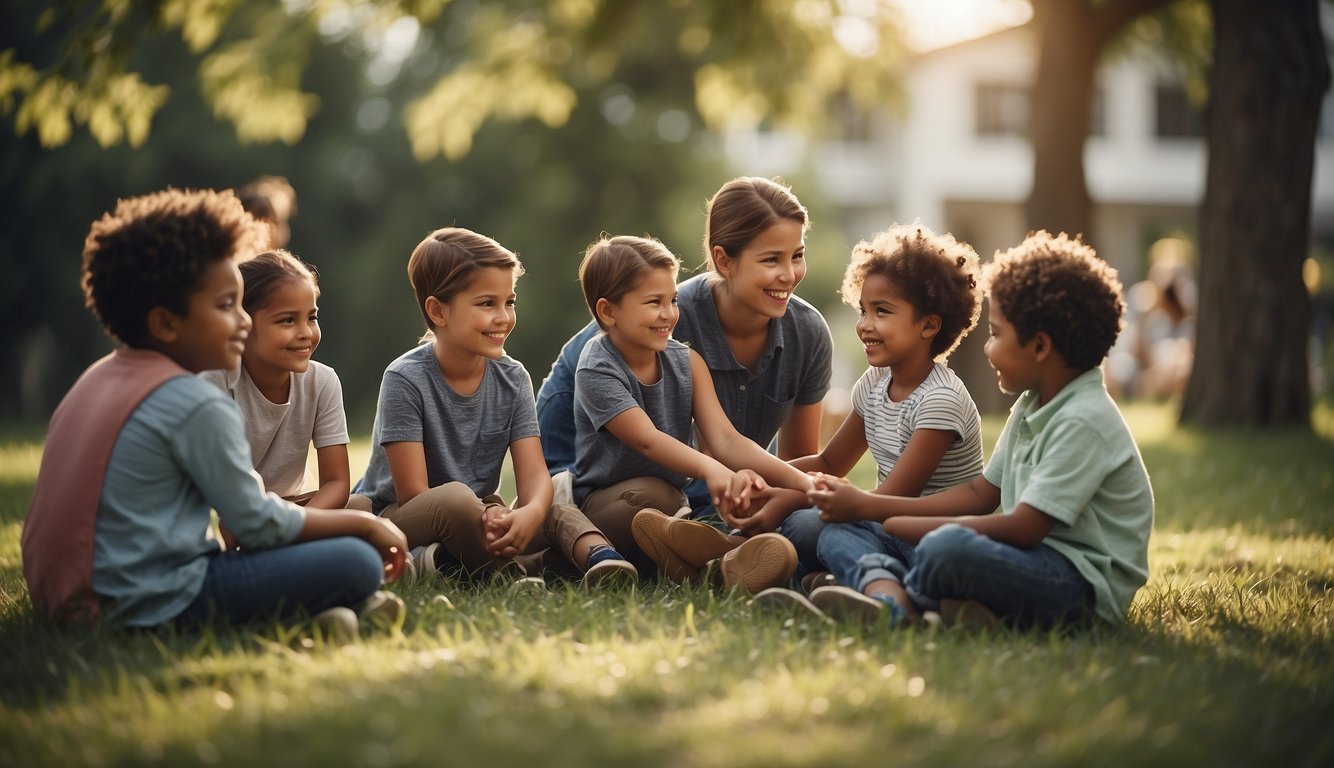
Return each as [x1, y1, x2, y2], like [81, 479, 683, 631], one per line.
[621, 477, 685, 513]
[330, 537, 384, 592]
[915, 524, 983, 571]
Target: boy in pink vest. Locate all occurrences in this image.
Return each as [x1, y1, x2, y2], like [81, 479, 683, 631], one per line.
[22, 188, 408, 636]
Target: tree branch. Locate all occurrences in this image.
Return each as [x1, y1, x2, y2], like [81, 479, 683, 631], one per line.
[1093, 0, 1178, 45]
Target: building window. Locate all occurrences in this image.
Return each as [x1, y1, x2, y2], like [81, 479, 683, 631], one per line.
[1156, 83, 1204, 138]
[976, 83, 1028, 137]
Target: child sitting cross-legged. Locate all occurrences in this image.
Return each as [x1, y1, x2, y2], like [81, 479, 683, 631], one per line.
[748, 224, 985, 615]
[22, 188, 408, 640]
[804, 231, 1154, 630]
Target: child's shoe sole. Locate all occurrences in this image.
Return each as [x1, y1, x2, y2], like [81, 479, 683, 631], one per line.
[809, 585, 888, 627]
[360, 590, 406, 633]
[582, 558, 638, 590]
[631, 509, 703, 584]
[751, 587, 830, 622]
[311, 606, 358, 645]
[718, 533, 797, 595]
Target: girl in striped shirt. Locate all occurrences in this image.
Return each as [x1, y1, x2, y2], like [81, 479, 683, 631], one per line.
[752, 224, 984, 616]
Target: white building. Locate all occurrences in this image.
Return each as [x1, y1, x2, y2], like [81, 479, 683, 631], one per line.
[726, 21, 1334, 409]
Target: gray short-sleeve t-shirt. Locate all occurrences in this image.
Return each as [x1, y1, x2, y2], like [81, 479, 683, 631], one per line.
[354, 343, 539, 513]
[572, 334, 694, 501]
[672, 273, 833, 448]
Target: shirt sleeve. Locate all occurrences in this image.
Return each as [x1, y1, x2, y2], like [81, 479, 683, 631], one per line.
[171, 397, 305, 548]
[312, 367, 350, 448]
[575, 362, 641, 432]
[911, 385, 969, 437]
[376, 369, 426, 445]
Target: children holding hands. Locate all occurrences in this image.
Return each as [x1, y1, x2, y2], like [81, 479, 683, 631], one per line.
[806, 231, 1154, 630]
[22, 188, 407, 636]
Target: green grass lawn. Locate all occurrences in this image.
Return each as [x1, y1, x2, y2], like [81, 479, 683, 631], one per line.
[1, 402, 1331, 767]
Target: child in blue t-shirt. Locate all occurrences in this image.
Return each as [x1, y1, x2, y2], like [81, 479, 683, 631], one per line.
[570, 234, 816, 593]
[808, 231, 1154, 630]
[350, 227, 634, 589]
[22, 188, 407, 637]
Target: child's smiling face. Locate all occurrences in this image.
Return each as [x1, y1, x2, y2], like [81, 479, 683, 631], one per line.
[603, 267, 679, 356]
[983, 299, 1041, 395]
[436, 266, 517, 360]
[855, 273, 935, 368]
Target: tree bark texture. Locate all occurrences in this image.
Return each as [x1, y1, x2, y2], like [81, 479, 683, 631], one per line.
[1026, 0, 1173, 242]
[1180, 0, 1329, 428]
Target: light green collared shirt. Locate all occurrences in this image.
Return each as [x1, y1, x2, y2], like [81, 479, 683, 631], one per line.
[983, 369, 1154, 623]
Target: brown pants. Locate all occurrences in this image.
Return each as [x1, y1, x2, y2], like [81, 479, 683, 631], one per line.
[580, 476, 687, 575]
[372, 482, 600, 578]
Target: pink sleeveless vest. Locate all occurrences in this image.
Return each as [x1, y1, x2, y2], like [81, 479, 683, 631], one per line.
[22, 348, 188, 624]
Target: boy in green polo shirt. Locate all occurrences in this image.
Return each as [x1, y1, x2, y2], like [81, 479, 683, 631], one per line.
[806, 230, 1153, 629]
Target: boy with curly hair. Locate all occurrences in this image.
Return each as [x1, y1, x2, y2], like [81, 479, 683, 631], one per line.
[751, 223, 985, 613]
[22, 188, 407, 637]
[807, 230, 1153, 630]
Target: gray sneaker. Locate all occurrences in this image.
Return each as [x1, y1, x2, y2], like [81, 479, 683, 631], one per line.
[359, 590, 406, 633]
[311, 606, 358, 645]
[809, 585, 890, 627]
[751, 587, 830, 622]
[410, 543, 442, 585]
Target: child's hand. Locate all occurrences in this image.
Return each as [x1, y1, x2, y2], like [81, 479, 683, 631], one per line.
[716, 469, 766, 522]
[732, 486, 805, 534]
[486, 505, 544, 559]
[807, 473, 866, 523]
[365, 517, 410, 582]
[481, 503, 508, 538]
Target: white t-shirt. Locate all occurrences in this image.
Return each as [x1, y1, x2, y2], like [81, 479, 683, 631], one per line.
[199, 360, 348, 497]
[851, 362, 983, 495]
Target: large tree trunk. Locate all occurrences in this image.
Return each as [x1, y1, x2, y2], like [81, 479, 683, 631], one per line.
[1026, 0, 1174, 242]
[1180, 0, 1329, 428]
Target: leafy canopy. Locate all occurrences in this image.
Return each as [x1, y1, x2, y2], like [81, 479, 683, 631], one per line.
[2, 0, 909, 159]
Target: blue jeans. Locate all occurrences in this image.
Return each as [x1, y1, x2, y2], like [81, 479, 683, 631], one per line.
[535, 321, 600, 475]
[817, 519, 917, 591]
[174, 537, 383, 625]
[903, 524, 1096, 629]
[778, 507, 827, 581]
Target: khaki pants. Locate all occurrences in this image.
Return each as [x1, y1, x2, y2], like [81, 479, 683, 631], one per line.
[580, 476, 687, 575]
[359, 482, 599, 578]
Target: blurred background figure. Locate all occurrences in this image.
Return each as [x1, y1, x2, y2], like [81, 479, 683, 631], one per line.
[1132, 238, 1197, 400]
[237, 176, 298, 250]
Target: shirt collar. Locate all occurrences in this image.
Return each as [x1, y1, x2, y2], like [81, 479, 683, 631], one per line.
[1017, 368, 1105, 433]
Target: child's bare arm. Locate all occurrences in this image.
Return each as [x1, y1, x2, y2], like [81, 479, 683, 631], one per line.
[307, 443, 351, 510]
[883, 503, 1053, 548]
[603, 406, 742, 511]
[789, 410, 868, 477]
[873, 428, 956, 499]
[689, 352, 813, 493]
[810, 472, 999, 522]
[384, 441, 430, 505]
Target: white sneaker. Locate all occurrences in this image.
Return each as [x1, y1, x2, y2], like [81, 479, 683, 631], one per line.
[359, 590, 406, 633]
[311, 606, 358, 645]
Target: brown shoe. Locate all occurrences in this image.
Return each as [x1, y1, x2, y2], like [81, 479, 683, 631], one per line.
[632, 509, 740, 584]
[715, 533, 797, 595]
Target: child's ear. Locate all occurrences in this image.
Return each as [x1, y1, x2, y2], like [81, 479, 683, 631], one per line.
[920, 314, 941, 339]
[594, 297, 616, 328]
[424, 296, 449, 327]
[1032, 331, 1053, 361]
[712, 245, 733, 278]
[145, 306, 180, 344]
